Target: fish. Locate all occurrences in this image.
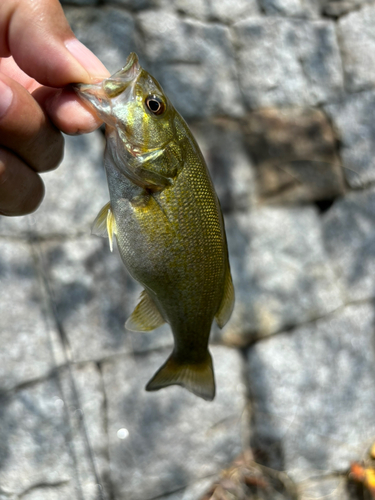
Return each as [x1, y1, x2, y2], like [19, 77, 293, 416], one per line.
[75, 52, 234, 401]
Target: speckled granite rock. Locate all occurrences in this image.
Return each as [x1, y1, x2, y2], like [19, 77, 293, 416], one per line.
[102, 346, 247, 500]
[337, 5, 375, 93]
[232, 18, 344, 109]
[0, 240, 64, 390]
[322, 186, 375, 303]
[213, 206, 344, 345]
[260, 0, 321, 18]
[242, 108, 344, 204]
[246, 302, 375, 493]
[173, 0, 260, 22]
[137, 11, 244, 119]
[325, 90, 375, 188]
[0, 133, 107, 238]
[39, 237, 173, 363]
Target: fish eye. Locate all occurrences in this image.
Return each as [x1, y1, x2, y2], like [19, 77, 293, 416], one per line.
[145, 95, 165, 115]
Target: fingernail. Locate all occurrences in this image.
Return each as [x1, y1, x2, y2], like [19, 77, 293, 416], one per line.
[65, 39, 110, 80]
[0, 79, 13, 119]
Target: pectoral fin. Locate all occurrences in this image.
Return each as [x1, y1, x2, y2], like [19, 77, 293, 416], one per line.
[146, 350, 215, 401]
[125, 290, 165, 331]
[92, 202, 117, 252]
[215, 265, 235, 328]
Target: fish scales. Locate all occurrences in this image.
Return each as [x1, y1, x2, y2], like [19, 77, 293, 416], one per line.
[75, 53, 234, 401]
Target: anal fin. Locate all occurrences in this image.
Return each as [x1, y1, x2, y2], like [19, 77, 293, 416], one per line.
[125, 290, 165, 331]
[215, 265, 235, 328]
[146, 351, 215, 401]
[91, 202, 117, 252]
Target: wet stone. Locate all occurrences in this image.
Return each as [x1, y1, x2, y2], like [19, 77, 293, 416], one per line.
[102, 346, 247, 500]
[0, 240, 64, 391]
[214, 206, 344, 345]
[0, 133, 107, 238]
[65, 7, 139, 73]
[190, 118, 256, 212]
[232, 18, 343, 109]
[325, 90, 375, 188]
[246, 302, 375, 488]
[322, 186, 375, 303]
[137, 11, 244, 119]
[337, 5, 375, 93]
[242, 108, 344, 204]
[40, 238, 173, 363]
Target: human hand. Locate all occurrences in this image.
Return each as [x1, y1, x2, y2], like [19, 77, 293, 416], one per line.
[0, 0, 110, 216]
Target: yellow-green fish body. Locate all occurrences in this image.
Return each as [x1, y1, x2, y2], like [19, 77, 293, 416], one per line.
[76, 53, 234, 401]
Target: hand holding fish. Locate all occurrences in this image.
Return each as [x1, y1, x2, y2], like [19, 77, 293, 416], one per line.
[0, 0, 109, 216]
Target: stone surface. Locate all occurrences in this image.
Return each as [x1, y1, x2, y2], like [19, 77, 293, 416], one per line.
[325, 90, 375, 188]
[246, 302, 375, 486]
[190, 118, 256, 212]
[213, 206, 344, 345]
[40, 237, 173, 363]
[137, 11, 244, 119]
[60, 363, 109, 500]
[173, 0, 260, 22]
[232, 18, 343, 109]
[260, 0, 321, 18]
[322, 0, 371, 17]
[0, 133, 107, 238]
[65, 7, 139, 73]
[0, 240, 64, 391]
[0, 379, 77, 497]
[102, 346, 247, 500]
[322, 186, 375, 303]
[242, 108, 344, 204]
[337, 5, 375, 93]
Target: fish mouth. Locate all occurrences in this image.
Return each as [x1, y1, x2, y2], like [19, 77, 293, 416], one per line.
[73, 53, 141, 120]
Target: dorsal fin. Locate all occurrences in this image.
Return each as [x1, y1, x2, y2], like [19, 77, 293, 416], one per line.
[91, 202, 117, 252]
[125, 290, 165, 331]
[215, 265, 235, 329]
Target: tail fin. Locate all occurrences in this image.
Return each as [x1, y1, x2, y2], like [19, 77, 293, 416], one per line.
[145, 351, 215, 401]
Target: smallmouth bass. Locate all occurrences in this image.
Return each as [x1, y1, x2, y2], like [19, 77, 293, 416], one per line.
[75, 53, 234, 401]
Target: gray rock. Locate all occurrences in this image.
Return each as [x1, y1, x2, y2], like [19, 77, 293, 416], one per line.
[0, 379, 77, 496]
[260, 0, 321, 18]
[102, 346, 247, 500]
[325, 90, 375, 188]
[246, 302, 375, 489]
[337, 5, 375, 93]
[21, 484, 78, 500]
[0, 133, 107, 238]
[39, 237, 173, 363]
[189, 119, 256, 212]
[60, 363, 109, 500]
[173, 0, 260, 23]
[214, 206, 344, 345]
[322, 186, 375, 302]
[322, 0, 372, 17]
[232, 18, 344, 109]
[137, 11, 244, 119]
[65, 7, 139, 73]
[242, 108, 345, 204]
[0, 240, 64, 391]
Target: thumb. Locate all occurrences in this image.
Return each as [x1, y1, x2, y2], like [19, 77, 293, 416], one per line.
[0, 0, 109, 87]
